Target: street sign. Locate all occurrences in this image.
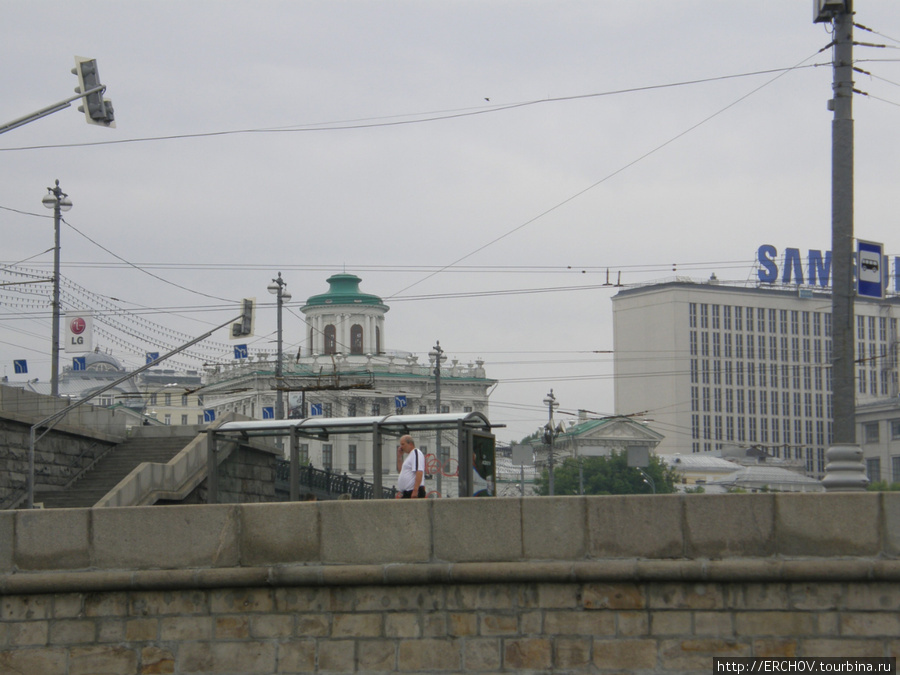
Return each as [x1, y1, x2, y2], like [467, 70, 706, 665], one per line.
[262, 406, 275, 419]
[13, 360, 27, 374]
[395, 395, 407, 409]
[310, 403, 323, 416]
[233, 344, 248, 359]
[146, 352, 160, 365]
[203, 409, 216, 423]
[73, 356, 86, 371]
[858, 240, 884, 299]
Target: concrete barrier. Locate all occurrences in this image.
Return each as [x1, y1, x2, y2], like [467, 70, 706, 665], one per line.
[1, 493, 898, 673]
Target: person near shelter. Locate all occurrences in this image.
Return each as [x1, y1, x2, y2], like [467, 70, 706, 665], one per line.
[396, 434, 426, 499]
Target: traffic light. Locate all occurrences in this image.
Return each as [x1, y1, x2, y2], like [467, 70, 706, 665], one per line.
[72, 56, 115, 127]
[231, 299, 255, 338]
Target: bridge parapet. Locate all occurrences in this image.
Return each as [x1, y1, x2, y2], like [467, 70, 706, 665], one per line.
[1, 494, 898, 673]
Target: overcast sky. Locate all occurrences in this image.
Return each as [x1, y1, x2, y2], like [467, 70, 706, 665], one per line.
[1, 1, 898, 443]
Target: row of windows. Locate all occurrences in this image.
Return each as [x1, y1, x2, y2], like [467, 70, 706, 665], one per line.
[689, 304, 835, 338]
[691, 413, 831, 456]
[690, 360, 830, 391]
[865, 456, 900, 483]
[862, 420, 900, 444]
[690, 387, 831, 419]
[295, 400, 465, 418]
[690, 331, 833, 364]
[158, 414, 205, 426]
[315, 325, 382, 356]
[146, 393, 203, 407]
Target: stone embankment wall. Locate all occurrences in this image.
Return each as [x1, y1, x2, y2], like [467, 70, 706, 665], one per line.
[1, 493, 899, 673]
[0, 386, 126, 509]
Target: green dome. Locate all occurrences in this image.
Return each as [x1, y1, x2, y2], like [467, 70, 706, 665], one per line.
[302, 274, 388, 311]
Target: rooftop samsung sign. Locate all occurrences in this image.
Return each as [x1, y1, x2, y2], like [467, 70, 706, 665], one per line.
[757, 244, 898, 294]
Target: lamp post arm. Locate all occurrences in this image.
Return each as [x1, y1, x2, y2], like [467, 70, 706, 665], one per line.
[0, 86, 105, 136]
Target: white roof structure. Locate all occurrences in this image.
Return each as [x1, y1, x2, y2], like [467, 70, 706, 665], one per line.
[710, 465, 824, 493]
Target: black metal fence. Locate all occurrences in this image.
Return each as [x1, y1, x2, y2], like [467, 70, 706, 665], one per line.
[274, 459, 398, 500]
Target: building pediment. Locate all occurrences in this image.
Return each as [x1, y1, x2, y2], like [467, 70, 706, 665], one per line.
[562, 418, 664, 446]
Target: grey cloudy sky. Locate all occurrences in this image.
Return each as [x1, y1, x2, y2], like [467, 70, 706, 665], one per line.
[1, 1, 898, 443]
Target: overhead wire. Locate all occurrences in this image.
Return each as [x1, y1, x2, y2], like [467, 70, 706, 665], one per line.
[0, 64, 828, 154]
[385, 50, 829, 300]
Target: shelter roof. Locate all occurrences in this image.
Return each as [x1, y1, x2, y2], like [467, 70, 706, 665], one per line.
[213, 410, 497, 440]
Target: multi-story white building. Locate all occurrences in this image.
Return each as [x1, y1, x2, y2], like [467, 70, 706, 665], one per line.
[612, 276, 900, 479]
[203, 273, 496, 496]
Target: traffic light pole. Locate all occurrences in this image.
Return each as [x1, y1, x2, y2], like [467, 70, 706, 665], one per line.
[0, 86, 105, 136]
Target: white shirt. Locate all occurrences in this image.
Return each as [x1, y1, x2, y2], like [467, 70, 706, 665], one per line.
[398, 448, 425, 492]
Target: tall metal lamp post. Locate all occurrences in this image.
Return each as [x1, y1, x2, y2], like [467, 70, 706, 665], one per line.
[41, 180, 72, 398]
[429, 341, 446, 494]
[267, 272, 291, 419]
[543, 389, 560, 496]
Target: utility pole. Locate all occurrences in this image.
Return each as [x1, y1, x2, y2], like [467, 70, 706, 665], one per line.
[543, 389, 559, 496]
[41, 181, 72, 398]
[267, 273, 291, 420]
[429, 341, 445, 495]
[816, 0, 867, 490]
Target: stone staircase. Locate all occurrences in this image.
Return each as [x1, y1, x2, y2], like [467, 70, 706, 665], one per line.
[34, 435, 191, 509]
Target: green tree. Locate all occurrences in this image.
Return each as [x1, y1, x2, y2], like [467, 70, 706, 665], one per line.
[866, 480, 900, 492]
[534, 450, 677, 496]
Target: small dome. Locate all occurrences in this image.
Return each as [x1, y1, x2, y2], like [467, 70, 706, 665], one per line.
[302, 273, 388, 312]
[83, 351, 124, 372]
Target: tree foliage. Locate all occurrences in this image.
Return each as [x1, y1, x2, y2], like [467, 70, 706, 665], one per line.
[534, 450, 678, 496]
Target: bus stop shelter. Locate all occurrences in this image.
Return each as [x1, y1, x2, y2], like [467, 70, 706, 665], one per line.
[207, 411, 498, 500]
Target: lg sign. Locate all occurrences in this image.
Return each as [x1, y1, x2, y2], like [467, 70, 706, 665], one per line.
[64, 312, 92, 353]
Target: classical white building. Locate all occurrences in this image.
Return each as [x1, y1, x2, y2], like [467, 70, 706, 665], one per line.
[202, 273, 496, 496]
[612, 277, 900, 480]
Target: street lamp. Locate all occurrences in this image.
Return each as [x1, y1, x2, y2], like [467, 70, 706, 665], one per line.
[637, 468, 656, 494]
[429, 341, 447, 494]
[543, 389, 560, 496]
[267, 272, 291, 419]
[41, 180, 72, 398]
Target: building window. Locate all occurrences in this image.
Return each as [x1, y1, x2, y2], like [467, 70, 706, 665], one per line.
[181, 414, 188, 425]
[441, 404, 450, 413]
[371, 404, 380, 416]
[164, 393, 172, 406]
[419, 405, 427, 414]
[325, 324, 337, 355]
[891, 420, 900, 440]
[349, 445, 357, 472]
[149, 393, 157, 405]
[351, 324, 364, 354]
[864, 422, 880, 444]
[182, 394, 189, 406]
[866, 457, 881, 483]
[892, 456, 900, 484]
[322, 445, 333, 470]
[164, 414, 171, 425]
[197, 395, 204, 407]
[300, 444, 309, 464]
[347, 402, 357, 417]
